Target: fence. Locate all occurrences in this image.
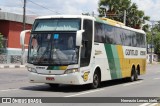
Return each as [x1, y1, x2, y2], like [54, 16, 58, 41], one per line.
[0, 54, 27, 64]
[0, 37, 27, 64]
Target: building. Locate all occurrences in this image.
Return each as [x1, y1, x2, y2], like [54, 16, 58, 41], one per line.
[0, 12, 35, 63]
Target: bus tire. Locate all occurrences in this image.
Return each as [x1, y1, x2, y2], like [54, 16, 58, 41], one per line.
[134, 69, 138, 81]
[130, 67, 138, 82]
[90, 70, 101, 89]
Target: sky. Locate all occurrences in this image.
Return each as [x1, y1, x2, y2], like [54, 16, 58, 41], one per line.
[0, 0, 160, 21]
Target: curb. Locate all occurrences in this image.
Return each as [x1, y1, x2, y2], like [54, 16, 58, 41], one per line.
[0, 65, 26, 69]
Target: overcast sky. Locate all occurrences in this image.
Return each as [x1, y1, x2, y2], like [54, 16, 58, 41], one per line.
[0, 0, 160, 21]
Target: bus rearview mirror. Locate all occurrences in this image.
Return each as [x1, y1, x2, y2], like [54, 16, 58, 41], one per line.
[76, 30, 84, 46]
[20, 30, 31, 45]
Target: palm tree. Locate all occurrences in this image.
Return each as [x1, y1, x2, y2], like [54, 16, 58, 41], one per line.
[98, 0, 150, 30]
[98, 0, 119, 19]
[126, 3, 150, 29]
[98, 0, 131, 19]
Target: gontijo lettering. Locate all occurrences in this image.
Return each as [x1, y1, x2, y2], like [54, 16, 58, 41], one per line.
[125, 49, 138, 56]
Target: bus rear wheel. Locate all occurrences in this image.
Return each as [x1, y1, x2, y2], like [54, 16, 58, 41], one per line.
[130, 68, 138, 82]
[90, 71, 100, 89]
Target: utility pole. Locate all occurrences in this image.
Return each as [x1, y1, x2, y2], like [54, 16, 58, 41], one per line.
[92, 11, 94, 17]
[23, 0, 26, 30]
[123, 10, 126, 25]
[150, 22, 154, 64]
[21, 0, 26, 65]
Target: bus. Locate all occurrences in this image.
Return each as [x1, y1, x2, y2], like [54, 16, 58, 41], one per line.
[20, 15, 146, 89]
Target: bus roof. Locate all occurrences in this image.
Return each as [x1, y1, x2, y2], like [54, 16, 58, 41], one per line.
[95, 17, 145, 34]
[36, 15, 95, 20]
[36, 15, 145, 34]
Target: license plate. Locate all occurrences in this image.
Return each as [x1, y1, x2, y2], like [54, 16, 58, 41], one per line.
[46, 77, 55, 81]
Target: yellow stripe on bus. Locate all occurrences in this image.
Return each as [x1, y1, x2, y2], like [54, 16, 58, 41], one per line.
[116, 45, 146, 78]
[59, 66, 68, 70]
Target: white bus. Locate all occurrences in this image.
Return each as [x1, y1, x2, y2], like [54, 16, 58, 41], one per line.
[20, 15, 146, 89]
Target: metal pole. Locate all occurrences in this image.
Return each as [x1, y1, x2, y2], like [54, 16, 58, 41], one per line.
[92, 11, 94, 17]
[104, 9, 107, 18]
[21, 0, 26, 65]
[123, 10, 126, 25]
[150, 22, 154, 64]
[23, 0, 26, 30]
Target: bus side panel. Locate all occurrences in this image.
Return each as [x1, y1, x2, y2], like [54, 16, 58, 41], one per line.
[116, 45, 130, 78]
[122, 46, 147, 77]
[94, 43, 112, 81]
[104, 44, 122, 80]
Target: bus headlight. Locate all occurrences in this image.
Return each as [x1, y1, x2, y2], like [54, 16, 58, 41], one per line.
[27, 67, 37, 73]
[64, 68, 79, 74]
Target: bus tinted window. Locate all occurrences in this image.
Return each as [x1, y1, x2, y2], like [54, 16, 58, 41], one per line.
[95, 22, 105, 43]
[131, 31, 137, 47]
[105, 24, 116, 44]
[95, 23, 116, 44]
[114, 27, 122, 45]
[94, 22, 146, 48]
[124, 30, 132, 46]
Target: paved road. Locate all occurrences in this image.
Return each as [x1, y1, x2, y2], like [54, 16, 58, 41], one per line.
[0, 64, 160, 106]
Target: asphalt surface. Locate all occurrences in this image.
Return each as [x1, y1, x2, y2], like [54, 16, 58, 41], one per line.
[0, 64, 160, 106]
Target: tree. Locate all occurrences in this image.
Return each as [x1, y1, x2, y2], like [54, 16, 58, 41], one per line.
[154, 32, 160, 54]
[146, 26, 160, 54]
[98, 0, 150, 30]
[98, 0, 131, 20]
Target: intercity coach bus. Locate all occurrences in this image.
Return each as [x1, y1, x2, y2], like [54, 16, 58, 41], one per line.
[20, 15, 146, 89]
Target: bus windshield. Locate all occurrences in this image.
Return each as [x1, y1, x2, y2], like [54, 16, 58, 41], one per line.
[33, 19, 80, 31]
[28, 33, 79, 65]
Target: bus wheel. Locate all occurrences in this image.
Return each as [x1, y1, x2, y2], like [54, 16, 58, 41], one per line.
[90, 71, 100, 89]
[134, 69, 138, 81]
[48, 84, 59, 88]
[130, 68, 138, 82]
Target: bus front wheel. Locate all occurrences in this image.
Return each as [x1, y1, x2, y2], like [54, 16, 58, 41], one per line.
[48, 84, 59, 89]
[90, 71, 101, 89]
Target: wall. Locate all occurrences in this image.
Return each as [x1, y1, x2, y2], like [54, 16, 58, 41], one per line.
[8, 21, 32, 49]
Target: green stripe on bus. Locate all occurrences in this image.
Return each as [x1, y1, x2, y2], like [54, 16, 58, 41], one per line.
[95, 17, 108, 24]
[112, 45, 122, 79]
[104, 44, 122, 79]
[47, 66, 59, 70]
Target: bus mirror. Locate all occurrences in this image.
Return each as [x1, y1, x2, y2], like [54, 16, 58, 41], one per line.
[76, 30, 84, 46]
[20, 30, 31, 45]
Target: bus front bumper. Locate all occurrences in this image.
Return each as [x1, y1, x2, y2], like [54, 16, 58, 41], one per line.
[28, 72, 81, 85]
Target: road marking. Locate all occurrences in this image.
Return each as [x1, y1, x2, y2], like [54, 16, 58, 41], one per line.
[123, 81, 143, 86]
[0, 89, 19, 92]
[139, 103, 150, 106]
[64, 88, 105, 97]
[149, 103, 158, 106]
[139, 103, 158, 106]
[154, 78, 160, 80]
